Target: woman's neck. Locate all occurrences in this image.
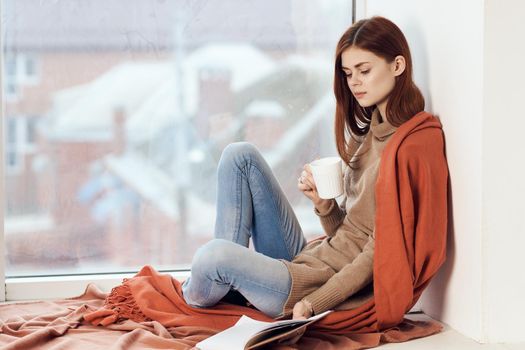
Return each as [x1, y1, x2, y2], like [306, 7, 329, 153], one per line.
[376, 101, 388, 123]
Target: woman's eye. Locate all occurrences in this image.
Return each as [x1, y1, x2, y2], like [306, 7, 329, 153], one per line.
[344, 70, 369, 78]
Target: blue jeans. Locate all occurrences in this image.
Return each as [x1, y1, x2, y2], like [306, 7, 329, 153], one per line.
[181, 142, 307, 318]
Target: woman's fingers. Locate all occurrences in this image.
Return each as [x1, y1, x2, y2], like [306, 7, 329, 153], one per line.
[300, 170, 316, 190]
[299, 182, 318, 199]
[298, 182, 314, 197]
[298, 182, 311, 192]
[298, 161, 322, 204]
[305, 178, 315, 190]
[299, 177, 316, 190]
[304, 163, 315, 176]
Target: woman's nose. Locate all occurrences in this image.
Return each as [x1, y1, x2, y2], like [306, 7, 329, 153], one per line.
[347, 75, 361, 87]
[349, 76, 361, 86]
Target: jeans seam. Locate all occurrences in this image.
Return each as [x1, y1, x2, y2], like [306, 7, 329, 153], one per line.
[233, 166, 243, 245]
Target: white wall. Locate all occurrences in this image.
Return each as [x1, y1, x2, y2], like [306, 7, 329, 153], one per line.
[359, 0, 525, 344]
[482, 0, 525, 343]
[362, 0, 484, 341]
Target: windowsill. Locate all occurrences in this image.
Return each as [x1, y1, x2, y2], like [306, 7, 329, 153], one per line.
[5, 270, 191, 302]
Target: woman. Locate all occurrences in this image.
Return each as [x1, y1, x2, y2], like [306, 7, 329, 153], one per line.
[182, 15, 433, 320]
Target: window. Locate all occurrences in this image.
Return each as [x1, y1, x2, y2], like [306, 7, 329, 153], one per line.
[5, 117, 22, 173]
[6, 80, 17, 97]
[4, 56, 18, 100]
[6, 117, 17, 144]
[18, 54, 40, 85]
[25, 116, 38, 151]
[2, 0, 354, 285]
[6, 150, 18, 169]
[5, 56, 16, 77]
[24, 56, 37, 77]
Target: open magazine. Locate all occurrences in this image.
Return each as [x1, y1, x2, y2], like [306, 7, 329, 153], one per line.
[196, 310, 333, 350]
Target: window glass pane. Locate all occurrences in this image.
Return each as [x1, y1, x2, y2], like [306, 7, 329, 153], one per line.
[25, 56, 36, 77]
[26, 117, 37, 144]
[6, 81, 17, 96]
[6, 118, 17, 144]
[6, 57, 16, 76]
[7, 150, 18, 168]
[3, 0, 353, 277]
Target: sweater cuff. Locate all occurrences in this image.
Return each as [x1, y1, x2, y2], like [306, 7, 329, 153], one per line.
[302, 281, 345, 316]
[314, 199, 346, 236]
[313, 199, 336, 216]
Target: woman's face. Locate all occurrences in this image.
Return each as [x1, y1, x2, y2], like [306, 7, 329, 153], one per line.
[341, 46, 405, 112]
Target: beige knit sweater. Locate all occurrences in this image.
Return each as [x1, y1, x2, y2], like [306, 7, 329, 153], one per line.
[280, 108, 399, 317]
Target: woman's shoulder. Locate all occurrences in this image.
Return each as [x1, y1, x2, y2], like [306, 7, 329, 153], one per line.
[397, 121, 445, 165]
[399, 110, 443, 143]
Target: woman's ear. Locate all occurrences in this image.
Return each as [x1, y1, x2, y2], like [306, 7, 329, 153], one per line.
[392, 55, 406, 76]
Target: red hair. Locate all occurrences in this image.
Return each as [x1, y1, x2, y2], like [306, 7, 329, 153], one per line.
[333, 16, 425, 166]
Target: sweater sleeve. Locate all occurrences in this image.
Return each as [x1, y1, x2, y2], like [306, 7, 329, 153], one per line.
[313, 196, 347, 237]
[301, 233, 374, 315]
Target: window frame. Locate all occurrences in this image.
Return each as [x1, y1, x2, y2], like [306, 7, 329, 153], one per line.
[5, 270, 190, 301]
[1, 15, 5, 299]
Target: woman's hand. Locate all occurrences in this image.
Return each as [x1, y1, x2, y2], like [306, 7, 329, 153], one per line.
[297, 162, 331, 211]
[292, 300, 313, 320]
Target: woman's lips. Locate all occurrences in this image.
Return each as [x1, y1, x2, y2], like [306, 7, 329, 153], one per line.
[354, 92, 367, 99]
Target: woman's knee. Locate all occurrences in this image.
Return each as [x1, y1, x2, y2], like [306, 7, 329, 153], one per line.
[219, 142, 261, 169]
[191, 239, 240, 275]
[184, 239, 242, 307]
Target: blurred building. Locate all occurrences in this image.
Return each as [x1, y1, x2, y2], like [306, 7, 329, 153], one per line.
[3, 0, 342, 273]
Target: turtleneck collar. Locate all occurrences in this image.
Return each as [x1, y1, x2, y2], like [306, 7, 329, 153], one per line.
[370, 108, 398, 141]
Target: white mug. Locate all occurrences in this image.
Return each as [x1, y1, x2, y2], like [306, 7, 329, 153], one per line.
[310, 157, 344, 199]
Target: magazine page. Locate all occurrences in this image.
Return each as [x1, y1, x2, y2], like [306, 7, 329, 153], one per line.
[196, 310, 332, 350]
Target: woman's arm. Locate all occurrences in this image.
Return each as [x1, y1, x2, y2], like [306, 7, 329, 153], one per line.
[313, 196, 347, 236]
[300, 234, 374, 315]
